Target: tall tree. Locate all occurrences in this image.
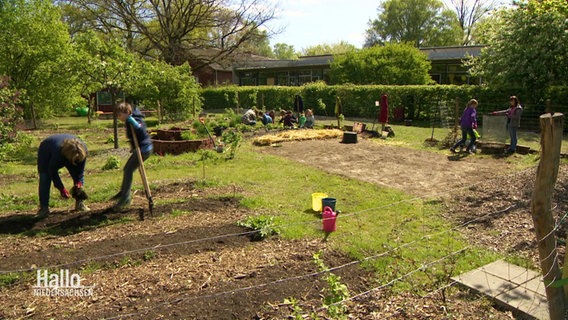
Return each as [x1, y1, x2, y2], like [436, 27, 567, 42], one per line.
[443, 0, 499, 45]
[272, 43, 298, 59]
[365, 0, 462, 48]
[0, 0, 76, 119]
[467, 0, 568, 97]
[301, 41, 357, 56]
[58, 0, 279, 69]
[329, 43, 432, 85]
[69, 31, 138, 148]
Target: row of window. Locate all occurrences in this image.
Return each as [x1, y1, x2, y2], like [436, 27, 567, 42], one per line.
[237, 62, 480, 86]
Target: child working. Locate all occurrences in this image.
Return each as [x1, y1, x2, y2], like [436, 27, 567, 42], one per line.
[450, 99, 478, 154]
[112, 102, 153, 211]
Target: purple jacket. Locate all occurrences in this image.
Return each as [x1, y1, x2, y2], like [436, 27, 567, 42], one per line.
[460, 107, 477, 128]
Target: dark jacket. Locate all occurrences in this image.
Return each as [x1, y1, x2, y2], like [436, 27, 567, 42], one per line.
[126, 107, 153, 154]
[37, 134, 87, 190]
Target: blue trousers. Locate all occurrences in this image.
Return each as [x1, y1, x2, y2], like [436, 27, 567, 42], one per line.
[118, 151, 151, 202]
[39, 172, 84, 208]
[508, 125, 518, 151]
[452, 126, 476, 151]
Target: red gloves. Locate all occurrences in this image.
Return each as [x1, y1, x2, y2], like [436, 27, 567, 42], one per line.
[60, 188, 71, 199]
[491, 111, 498, 115]
[472, 123, 477, 129]
[75, 181, 83, 188]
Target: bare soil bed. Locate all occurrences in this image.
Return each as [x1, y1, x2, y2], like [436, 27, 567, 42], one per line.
[1, 135, 566, 319]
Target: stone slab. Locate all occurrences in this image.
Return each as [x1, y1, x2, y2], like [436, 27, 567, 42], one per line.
[452, 259, 549, 320]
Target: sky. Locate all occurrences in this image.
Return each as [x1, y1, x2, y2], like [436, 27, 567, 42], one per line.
[267, 0, 380, 51]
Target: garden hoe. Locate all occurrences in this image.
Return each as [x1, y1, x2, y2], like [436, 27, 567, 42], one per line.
[130, 125, 154, 217]
[199, 117, 223, 153]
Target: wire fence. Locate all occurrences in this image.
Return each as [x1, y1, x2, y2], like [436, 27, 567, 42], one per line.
[2, 165, 565, 319]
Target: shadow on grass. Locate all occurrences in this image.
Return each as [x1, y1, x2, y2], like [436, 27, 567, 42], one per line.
[304, 208, 322, 219]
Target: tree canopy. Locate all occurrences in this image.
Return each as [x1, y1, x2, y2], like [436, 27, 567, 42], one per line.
[301, 41, 357, 56]
[365, 0, 462, 48]
[0, 0, 75, 118]
[468, 0, 568, 97]
[58, 0, 279, 68]
[329, 43, 433, 85]
[444, 0, 499, 45]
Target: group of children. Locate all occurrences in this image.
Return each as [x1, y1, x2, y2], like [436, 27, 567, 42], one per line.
[242, 108, 315, 129]
[36, 102, 151, 217]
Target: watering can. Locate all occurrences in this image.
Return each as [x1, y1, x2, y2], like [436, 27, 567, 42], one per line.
[322, 206, 337, 233]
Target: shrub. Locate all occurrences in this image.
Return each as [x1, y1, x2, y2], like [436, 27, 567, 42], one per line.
[237, 215, 279, 241]
[102, 156, 120, 170]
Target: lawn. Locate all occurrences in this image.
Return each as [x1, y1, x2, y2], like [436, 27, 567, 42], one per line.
[0, 114, 561, 319]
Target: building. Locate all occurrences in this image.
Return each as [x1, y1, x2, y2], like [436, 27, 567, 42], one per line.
[231, 45, 484, 86]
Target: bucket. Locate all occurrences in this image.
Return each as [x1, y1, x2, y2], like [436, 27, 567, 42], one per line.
[321, 197, 336, 212]
[311, 193, 328, 212]
[342, 131, 357, 144]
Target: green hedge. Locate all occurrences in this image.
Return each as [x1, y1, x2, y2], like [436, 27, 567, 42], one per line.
[200, 84, 565, 126]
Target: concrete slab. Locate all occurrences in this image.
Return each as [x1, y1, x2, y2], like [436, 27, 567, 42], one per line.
[452, 259, 549, 320]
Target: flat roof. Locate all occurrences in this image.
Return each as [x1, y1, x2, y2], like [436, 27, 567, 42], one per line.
[234, 45, 485, 71]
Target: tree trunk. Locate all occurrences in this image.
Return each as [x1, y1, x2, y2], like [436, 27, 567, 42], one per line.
[530, 113, 566, 319]
[30, 102, 37, 130]
[111, 91, 119, 149]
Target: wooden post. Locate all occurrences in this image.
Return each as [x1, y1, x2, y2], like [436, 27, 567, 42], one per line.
[531, 113, 566, 319]
[454, 97, 460, 129]
[546, 99, 551, 114]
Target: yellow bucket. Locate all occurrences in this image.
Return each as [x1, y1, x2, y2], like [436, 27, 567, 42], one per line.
[311, 193, 328, 212]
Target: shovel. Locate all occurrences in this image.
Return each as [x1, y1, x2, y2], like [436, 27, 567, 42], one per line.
[130, 125, 154, 216]
[199, 117, 223, 153]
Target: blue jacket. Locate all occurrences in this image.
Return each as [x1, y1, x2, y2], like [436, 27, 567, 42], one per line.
[37, 134, 87, 190]
[126, 107, 153, 154]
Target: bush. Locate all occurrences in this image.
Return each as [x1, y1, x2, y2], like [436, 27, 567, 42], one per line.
[102, 156, 120, 170]
[237, 215, 279, 241]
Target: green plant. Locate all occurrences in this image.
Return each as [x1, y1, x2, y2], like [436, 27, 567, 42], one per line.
[283, 297, 305, 320]
[102, 156, 120, 170]
[237, 215, 280, 241]
[180, 130, 199, 140]
[221, 130, 242, 159]
[143, 250, 156, 261]
[106, 135, 115, 144]
[0, 272, 21, 288]
[313, 251, 349, 318]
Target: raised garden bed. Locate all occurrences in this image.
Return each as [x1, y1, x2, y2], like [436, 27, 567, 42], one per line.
[151, 128, 213, 155]
[152, 139, 212, 155]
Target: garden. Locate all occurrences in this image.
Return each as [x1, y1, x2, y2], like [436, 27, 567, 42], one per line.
[1, 111, 567, 319]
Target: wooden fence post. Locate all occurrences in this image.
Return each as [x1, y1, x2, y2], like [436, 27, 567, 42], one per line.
[531, 112, 566, 319]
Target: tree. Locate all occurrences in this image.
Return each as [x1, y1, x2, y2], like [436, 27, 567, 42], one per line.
[365, 0, 462, 48]
[329, 43, 433, 85]
[58, 0, 279, 69]
[442, 0, 500, 45]
[467, 0, 568, 97]
[130, 60, 202, 121]
[273, 43, 298, 59]
[0, 76, 23, 149]
[69, 31, 139, 148]
[301, 41, 357, 56]
[236, 29, 275, 58]
[0, 0, 76, 120]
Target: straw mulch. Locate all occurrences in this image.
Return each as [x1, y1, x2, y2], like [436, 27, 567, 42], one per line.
[251, 129, 343, 146]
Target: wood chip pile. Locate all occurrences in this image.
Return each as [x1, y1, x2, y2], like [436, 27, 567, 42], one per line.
[252, 129, 344, 146]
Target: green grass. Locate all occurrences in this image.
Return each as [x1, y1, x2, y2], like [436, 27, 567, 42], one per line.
[0, 116, 552, 292]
